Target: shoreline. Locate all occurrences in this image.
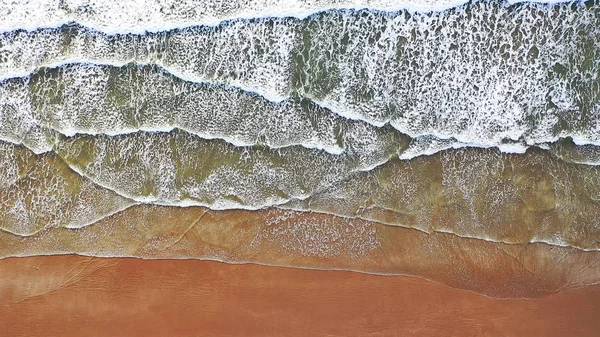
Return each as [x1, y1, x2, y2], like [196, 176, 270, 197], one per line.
[1, 205, 598, 299]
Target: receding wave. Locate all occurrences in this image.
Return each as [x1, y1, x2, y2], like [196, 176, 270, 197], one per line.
[0, 205, 598, 299]
[53, 130, 399, 208]
[281, 146, 600, 250]
[2, 132, 598, 249]
[0, 142, 133, 236]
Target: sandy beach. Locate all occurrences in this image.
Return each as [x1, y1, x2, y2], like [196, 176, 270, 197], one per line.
[1, 255, 599, 337]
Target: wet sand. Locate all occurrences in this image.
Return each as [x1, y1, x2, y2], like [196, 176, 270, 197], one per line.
[1, 255, 599, 337]
[2, 205, 600, 298]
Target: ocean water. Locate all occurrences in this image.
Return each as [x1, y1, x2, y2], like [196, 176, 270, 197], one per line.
[0, 0, 599, 253]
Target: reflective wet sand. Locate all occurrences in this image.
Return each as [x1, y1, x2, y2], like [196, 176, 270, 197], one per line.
[2, 205, 599, 299]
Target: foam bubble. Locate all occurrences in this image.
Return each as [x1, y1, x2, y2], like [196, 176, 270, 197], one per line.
[0, 0, 502, 34]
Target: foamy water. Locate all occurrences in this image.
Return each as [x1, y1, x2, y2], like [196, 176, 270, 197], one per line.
[1, 0, 565, 34]
[0, 0, 599, 252]
[1, 1, 598, 159]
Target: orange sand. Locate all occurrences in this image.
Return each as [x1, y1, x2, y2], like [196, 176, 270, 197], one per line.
[1, 255, 599, 337]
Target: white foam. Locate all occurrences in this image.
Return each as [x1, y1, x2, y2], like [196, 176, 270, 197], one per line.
[0, 0, 461, 35]
[399, 136, 467, 160]
[0, 1, 580, 35]
[1, 0, 597, 161]
[496, 142, 529, 154]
